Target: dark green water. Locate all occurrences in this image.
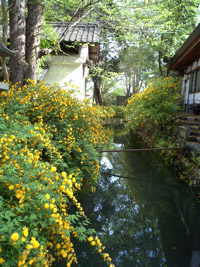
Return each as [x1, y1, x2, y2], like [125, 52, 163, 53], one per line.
[73, 139, 200, 267]
[54, 133, 200, 267]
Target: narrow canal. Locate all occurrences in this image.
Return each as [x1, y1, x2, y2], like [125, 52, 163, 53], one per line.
[57, 131, 200, 267]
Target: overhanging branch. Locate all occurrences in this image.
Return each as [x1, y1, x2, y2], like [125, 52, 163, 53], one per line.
[38, 0, 97, 58]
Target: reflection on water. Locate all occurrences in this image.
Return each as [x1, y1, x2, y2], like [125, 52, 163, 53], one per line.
[73, 141, 200, 267]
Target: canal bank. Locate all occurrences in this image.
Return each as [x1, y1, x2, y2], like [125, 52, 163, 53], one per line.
[124, 126, 200, 189]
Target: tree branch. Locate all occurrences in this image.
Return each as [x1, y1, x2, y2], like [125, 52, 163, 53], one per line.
[6, 3, 14, 13]
[38, 0, 97, 58]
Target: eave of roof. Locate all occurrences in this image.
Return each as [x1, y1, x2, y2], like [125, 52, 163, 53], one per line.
[0, 42, 18, 57]
[48, 22, 100, 43]
[170, 23, 200, 72]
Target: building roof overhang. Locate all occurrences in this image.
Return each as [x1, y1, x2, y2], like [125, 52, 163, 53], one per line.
[0, 41, 18, 57]
[48, 22, 100, 63]
[170, 23, 200, 73]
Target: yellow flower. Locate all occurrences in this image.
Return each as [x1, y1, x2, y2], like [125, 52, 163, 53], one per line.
[8, 185, 14, 190]
[50, 203, 54, 209]
[0, 258, 5, 264]
[1, 91, 7, 97]
[31, 238, 40, 249]
[44, 203, 49, 209]
[51, 166, 57, 172]
[53, 208, 57, 213]
[21, 237, 26, 242]
[56, 243, 61, 249]
[91, 241, 96, 246]
[60, 185, 65, 191]
[88, 236, 93, 242]
[23, 226, 29, 237]
[61, 172, 67, 179]
[11, 233, 19, 242]
[45, 194, 50, 200]
[26, 244, 33, 250]
[33, 241, 40, 249]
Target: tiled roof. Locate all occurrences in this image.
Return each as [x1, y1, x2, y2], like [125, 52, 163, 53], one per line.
[48, 23, 100, 43]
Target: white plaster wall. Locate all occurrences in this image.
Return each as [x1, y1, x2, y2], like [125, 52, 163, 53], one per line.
[192, 61, 198, 70]
[184, 79, 190, 104]
[184, 61, 200, 105]
[188, 93, 200, 104]
[42, 45, 90, 100]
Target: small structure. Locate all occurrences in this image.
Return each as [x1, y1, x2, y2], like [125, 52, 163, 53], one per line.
[116, 96, 129, 106]
[170, 24, 200, 112]
[42, 23, 100, 100]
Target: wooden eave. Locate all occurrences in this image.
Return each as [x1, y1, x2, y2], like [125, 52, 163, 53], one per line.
[170, 24, 200, 73]
[0, 42, 18, 57]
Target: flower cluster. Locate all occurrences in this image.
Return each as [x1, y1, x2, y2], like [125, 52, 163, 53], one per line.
[0, 81, 114, 266]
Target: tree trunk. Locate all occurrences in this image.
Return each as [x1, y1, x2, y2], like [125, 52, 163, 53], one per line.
[93, 81, 102, 105]
[9, 0, 26, 85]
[125, 73, 131, 97]
[158, 50, 163, 77]
[1, 0, 9, 82]
[25, 0, 45, 80]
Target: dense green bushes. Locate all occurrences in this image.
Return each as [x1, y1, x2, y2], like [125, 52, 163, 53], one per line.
[126, 77, 182, 139]
[0, 81, 114, 267]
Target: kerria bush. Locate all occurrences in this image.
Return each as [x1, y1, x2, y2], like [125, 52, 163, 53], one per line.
[0, 81, 114, 267]
[126, 77, 182, 137]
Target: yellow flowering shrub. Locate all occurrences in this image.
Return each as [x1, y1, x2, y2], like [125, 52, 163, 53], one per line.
[0, 81, 114, 266]
[126, 77, 182, 137]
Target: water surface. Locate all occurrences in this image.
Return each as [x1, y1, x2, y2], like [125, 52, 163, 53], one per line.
[74, 139, 200, 267]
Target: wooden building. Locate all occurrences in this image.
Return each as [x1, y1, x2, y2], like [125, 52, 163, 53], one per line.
[170, 23, 200, 111]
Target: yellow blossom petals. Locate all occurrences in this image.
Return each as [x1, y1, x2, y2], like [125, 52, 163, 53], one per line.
[23, 227, 28, 238]
[51, 166, 57, 172]
[11, 233, 19, 242]
[44, 203, 49, 209]
[45, 194, 50, 200]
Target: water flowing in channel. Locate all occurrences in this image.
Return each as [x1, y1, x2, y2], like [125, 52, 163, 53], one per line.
[55, 131, 200, 267]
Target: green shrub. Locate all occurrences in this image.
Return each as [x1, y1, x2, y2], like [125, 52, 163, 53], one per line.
[0, 81, 114, 267]
[126, 77, 182, 137]
[113, 106, 126, 119]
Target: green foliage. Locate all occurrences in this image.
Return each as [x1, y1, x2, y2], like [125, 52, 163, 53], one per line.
[190, 151, 200, 166]
[44, 0, 80, 22]
[0, 81, 114, 266]
[40, 22, 60, 50]
[113, 106, 127, 119]
[126, 77, 182, 137]
[88, 0, 199, 95]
